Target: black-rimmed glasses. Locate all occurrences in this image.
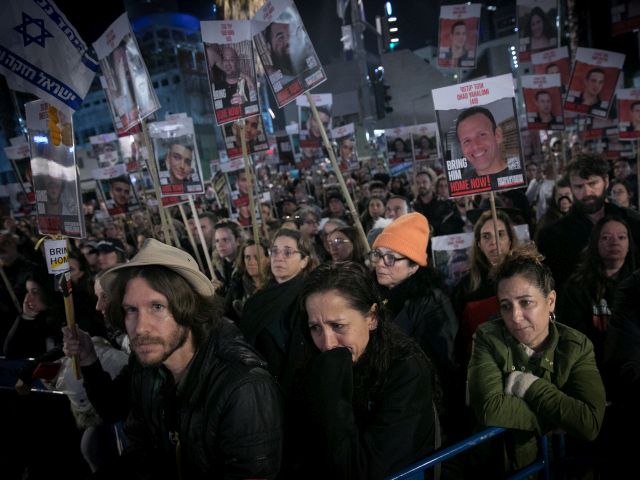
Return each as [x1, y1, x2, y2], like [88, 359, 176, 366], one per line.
[368, 249, 407, 267]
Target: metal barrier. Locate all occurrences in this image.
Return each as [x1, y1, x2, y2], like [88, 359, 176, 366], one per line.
[386, 427, 550, 480]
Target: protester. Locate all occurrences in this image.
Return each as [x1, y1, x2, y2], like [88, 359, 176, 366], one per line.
[96, 238, 127, 272]
[326, 225, 367, 264]
[4, 268, 64, 358]
[558, 216, 637, 367]
[285, 261, 436, 478]
[370, 212, 462, 440]
[452, 209, 519, 368]
[609, 178, 634, 209]
[225, 239, 270, 320]
[239, 228, 317, 389]
[212, 219, 243, 297]
[412, 170, 463, 235]
[537, 154, 640, 290]
[384, 195, 409, 220]
[467, 244, 606, 474]
[360, 195, 386, 234]
[73, 238, 283, 479]
[534, 176, 572, 237]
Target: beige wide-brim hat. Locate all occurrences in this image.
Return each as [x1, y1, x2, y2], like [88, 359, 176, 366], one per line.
[104, 238, 214, 297]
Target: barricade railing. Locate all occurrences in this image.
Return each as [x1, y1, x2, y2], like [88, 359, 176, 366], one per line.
[386, 426, 550, 480]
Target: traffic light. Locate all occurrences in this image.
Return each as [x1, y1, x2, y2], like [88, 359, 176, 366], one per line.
[385, 2, 399, 51]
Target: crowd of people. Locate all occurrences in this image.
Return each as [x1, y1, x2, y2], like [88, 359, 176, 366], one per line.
[1, 149, 640, 479]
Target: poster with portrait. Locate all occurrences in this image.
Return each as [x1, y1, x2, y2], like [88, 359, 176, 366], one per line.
[411, 123, 442, 173]
[93, 13, 160, 135]
[433, 73, 526, 198]
[25, 100, 85, 238]
[531, 46, 570, 92]
[92, 163, 140, 216]
[149, 116, 205, 197]
[522, 74, 564, 131]
[332, 123, 358, 172]
[384, 126, 414, 176]
[5, 138, 36, 208]
[564, 48, 625, 119]
[202, 20, 260, 125]
[221, 114, 269, 160]
[118, 133, 147, 172]
[611, 1, 640, 36]
[517, 0, 558, 63]
[226, 168, 260, 227]
[617, 89, 640, 141]
[431, 232, 473, 290]
[90, 133, 121, 168]
[252, 0, 327, 108]
[295, 93, 332, 166]
[437, 3, 481, 69]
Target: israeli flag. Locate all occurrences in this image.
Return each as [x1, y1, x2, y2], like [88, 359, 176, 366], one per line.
[0, 0, 98, 111]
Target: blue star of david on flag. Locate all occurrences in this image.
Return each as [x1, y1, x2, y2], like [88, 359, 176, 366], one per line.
[14, 12, 53, 48]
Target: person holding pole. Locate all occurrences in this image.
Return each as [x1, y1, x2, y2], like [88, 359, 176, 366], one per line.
[65, 239, 283, 479]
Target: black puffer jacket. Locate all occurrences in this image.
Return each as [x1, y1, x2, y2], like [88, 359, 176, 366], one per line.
[380, 267, 464, 440]
[107, 318, 283, 480]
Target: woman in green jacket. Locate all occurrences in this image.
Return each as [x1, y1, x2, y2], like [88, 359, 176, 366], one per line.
[467, 244, 606, 472]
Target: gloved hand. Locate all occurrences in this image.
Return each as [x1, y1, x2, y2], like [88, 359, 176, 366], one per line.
[504, 370, 540, 398]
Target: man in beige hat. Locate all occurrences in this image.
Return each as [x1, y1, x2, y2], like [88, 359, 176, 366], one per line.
[62, 238, 282, 479]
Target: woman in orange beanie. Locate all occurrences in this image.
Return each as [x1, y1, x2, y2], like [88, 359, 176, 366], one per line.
[370, 212, 464, 441]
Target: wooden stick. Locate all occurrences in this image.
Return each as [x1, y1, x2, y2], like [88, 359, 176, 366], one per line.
[62, 237, 80, 379]
[188, 196, 215, 281]
[305, 92, 370, 251]
[239, 120, 265, 284]
[178, 203, 204, 273]
[488, 192, 501, 259]
[140, 118, 172, 245]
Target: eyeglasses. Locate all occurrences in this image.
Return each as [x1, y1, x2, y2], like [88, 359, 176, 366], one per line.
[368, 249, 408, 267]
[270, 246, 302, 258]
[328, 238, 351, 247]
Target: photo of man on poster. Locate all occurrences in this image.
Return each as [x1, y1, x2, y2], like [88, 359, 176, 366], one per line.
[575, 68, 606, 112]
[456, 106, 509, 178]
[626, 101, 640, 132]
[433, 74, 527, 198]
[108, 175, 134, 212]
[207, 43, 257, 110]
[444, 21, 474, 68]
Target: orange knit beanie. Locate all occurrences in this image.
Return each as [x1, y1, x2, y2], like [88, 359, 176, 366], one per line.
[372, 212, 429, 266]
